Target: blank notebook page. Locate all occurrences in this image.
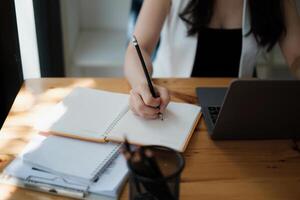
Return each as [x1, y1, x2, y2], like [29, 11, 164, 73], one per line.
[108, 102, 201, 151]
[23, 136, 120, 184]
[36, 87, 129, 139]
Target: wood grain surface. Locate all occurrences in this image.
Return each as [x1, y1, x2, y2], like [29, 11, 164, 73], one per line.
[0, 78, 299, 200]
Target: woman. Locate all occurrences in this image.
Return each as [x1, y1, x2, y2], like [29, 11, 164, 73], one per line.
[124, 0, 300, 119]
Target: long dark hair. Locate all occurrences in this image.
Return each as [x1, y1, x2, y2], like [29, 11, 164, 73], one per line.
[179, 0, 286, 51]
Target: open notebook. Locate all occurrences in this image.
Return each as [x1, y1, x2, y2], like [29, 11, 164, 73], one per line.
[23, 135, 121, 185]
[36, 87, 201, 152]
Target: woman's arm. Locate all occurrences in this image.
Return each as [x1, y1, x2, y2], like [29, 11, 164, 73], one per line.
[124, 0, 170, 86]
[279, 0, 300, 79]
[124, 0, 171, 119]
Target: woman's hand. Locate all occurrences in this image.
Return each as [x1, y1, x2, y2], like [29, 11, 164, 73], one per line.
[129, 83, 170, 119]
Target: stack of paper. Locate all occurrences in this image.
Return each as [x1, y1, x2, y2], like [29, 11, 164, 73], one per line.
[1, 135, 128, 200]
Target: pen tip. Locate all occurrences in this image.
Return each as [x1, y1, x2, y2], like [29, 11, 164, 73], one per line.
[124, 136, 128, 143]
[158, 113, 164, 121]
[132, 35, 137, 45]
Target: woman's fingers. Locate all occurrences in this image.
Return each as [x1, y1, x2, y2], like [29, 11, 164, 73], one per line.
[129, 84, 171, 119]
[156, 86, 170, 113]
[129, 90, 160, 119]
[135, 85, 160, 107]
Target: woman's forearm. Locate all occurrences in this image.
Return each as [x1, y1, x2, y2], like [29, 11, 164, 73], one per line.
[291, 56, 300, 79]
[124, 45, 154, 88]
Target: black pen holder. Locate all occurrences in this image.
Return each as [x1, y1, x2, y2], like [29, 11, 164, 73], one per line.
[128, 145, 185, 200]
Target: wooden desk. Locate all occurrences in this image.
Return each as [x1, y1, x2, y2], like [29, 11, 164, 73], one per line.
[1, 78, 300, 200]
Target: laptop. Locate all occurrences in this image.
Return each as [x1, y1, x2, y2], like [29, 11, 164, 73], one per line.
[196, 79, 300, 139]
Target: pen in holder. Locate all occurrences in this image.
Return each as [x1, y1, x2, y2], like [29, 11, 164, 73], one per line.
[125, 144, 185, 200]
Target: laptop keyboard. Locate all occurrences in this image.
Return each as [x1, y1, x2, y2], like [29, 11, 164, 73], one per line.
[208, 106, 221, 124]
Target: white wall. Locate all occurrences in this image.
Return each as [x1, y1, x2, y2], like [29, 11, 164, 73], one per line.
[14, 0, 40, 79]
[60, 0, 131, 77]
[79, 0, 131, 31]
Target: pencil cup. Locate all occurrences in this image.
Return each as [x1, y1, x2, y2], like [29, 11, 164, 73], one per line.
[128, 145, 185, 200]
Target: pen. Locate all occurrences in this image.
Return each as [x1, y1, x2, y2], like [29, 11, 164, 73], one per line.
[142, 148, 163, 178]
[122, 138, 175, 200]
[25, 180, 86, 199]
[124, 137, 132, 155]
[123, 137, 143, 194]
[132, 35, 163, 120]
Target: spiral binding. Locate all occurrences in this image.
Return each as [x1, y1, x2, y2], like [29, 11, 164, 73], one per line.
[90, 106, 129, 182]
[102, 106, 129, 140]
[90, 143, 122, 182]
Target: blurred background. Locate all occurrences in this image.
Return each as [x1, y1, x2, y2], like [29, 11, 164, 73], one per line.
[11, 0, 300, 79]
[60, 0, 299, 79]
[0, 0, 299, 127]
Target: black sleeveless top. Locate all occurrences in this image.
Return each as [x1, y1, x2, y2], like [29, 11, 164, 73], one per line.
[191, 28, 242, 77]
